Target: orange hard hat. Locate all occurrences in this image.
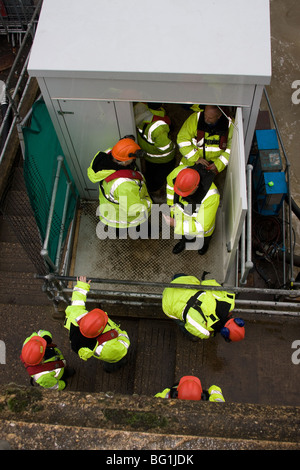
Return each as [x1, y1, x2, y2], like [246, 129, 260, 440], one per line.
[174, 169, 200, 197]
[111, 138, 141, 162]
[221, 318, 245, 342]
[21, 335, 47, 365]
[177, 376, 203, 400]
[79, 309, 108, 338]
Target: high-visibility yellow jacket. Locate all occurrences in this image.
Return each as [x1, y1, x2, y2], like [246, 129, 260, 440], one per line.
[166, 165, 219, 238]
[135, 104, 176, 164]
[21, 330, 67, 390]
[87, 149, 152, 228]
[162, 275, 235, 339]
[64, 280, 130, 363]
[177, 107, 233, 172]
[155, 384, 225, 402]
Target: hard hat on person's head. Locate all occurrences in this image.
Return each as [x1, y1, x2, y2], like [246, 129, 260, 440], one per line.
[177, 376, 203, 400]
[111, 138, 141, 162]
[79, 309, 108, 338]
[174, 169, 200, 197]
[221, 318, 245, 342]
[21, 336, 47, 365]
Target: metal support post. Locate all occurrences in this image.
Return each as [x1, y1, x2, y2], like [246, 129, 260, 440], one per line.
[40, 156, 63, 271]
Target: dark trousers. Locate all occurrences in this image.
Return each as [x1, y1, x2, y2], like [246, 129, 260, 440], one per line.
[103, 355, 128, 373]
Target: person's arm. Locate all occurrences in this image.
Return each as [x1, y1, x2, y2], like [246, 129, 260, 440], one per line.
[151, 122, 175, 156]
[177, 113, 203, 165]
[208, 385, 225, 402]
[213, 120, 233, 173]
[65, 276, 91, 324]
[196, 187, 220, 237]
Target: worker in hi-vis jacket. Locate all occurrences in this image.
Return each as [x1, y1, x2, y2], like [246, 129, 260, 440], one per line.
[87, 136, 152, 232]
[134, 102, 176, 201]
[20, 330, 74, 390]
[162, 274, 245, 342]
[177, 104, 233, 173]
[165, 164, 220, 255]
[155, 375, 225, 402]
[64, 276, 130, 372]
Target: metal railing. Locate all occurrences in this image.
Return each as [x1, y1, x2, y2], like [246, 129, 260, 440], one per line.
[239, 164, 254, 285]
[40, 156, 79, 273]
[35, 273, 300, 317]
[0, 0, 42, 163]
[0, 0, 40, 46]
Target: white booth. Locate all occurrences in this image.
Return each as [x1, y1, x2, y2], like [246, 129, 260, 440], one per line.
[27, 0, 271, 284]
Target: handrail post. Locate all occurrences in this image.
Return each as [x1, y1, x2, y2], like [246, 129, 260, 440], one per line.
[40, 156, 63, 270]
[240, 164, 254, 284]
[55, 180, 71, 268]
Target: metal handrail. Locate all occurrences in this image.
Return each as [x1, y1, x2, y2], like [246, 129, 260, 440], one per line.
[35, 273, 300, 317]
[240, 164, 254, 284]
[36, 273, 300, 297]
[0, 0, 42, 163]
[41, 155, 77, 273]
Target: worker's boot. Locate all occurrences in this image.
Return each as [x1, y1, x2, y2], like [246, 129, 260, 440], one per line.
[172, 239, 186, 254]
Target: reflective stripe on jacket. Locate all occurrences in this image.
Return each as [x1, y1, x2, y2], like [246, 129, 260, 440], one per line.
[21, 331, 66, 390]
[64, 281, 130, 363]
[155, 384, 225, 402]
[87, 151, 152, 228]
[177, 110, 233, 172]
[162, 276, 235, 340]
[166, 166, 219, 238]
[137, 119, 176, 163]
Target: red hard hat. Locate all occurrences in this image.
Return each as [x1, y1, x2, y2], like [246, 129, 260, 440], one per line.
[21, 336, 47, 365]
[111, 138, 141, 162]
[174, 169, 200, 197]
[177, 376, 203, 400]
[223, 318, 245, 342]
[79, 309, 108, 338]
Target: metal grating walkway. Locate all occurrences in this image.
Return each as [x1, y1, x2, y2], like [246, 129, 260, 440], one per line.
[72, 200, 226, 295]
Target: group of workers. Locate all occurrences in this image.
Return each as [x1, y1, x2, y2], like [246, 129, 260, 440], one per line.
[88, 103, 233, 254]
[20, 103, 244, 402]
[20, 273, 245, 400]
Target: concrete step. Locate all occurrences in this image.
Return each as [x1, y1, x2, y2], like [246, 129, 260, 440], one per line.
[0, 242, 37, 272]
[0, 387, 299, 450]
[0, 271, 51, 306]
[0, 215, 18, 243]
[133, 319, 176, 396]
[2, 189, 37, 218]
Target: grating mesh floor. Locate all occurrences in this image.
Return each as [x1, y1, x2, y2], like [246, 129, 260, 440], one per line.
[72, 200, 225, 294]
